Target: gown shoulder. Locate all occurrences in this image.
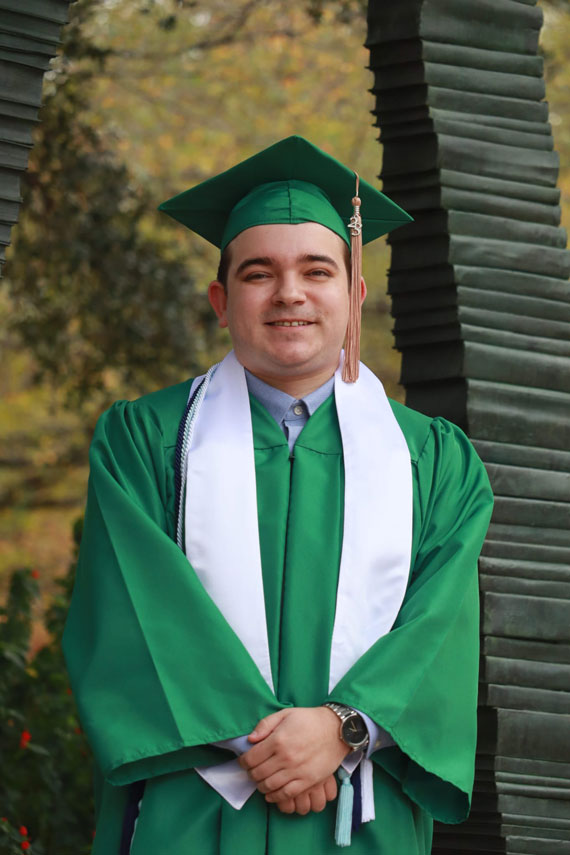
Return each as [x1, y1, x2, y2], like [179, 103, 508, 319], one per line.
[94, 378, 193, 451]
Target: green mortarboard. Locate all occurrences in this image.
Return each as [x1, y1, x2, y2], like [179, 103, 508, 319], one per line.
[158, 135, 413, 383]
[158, 135, 412, 250]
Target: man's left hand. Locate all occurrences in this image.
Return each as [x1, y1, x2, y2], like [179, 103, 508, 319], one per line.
[238, 707, 350, 802]
[275, 774, 338, 815]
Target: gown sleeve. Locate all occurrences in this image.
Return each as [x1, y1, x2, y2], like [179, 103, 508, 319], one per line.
[62, 400, 283, 788]
[327, 416, 494, 824]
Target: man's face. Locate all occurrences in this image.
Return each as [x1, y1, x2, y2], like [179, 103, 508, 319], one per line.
[208, 222, 362, 389]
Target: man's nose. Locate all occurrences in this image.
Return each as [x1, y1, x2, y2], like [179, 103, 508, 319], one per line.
[271, 273, 306, 303]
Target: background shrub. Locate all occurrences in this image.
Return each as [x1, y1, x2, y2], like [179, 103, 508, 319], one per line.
[0, 521, 93, 855]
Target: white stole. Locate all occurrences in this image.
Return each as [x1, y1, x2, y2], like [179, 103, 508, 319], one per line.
[184, 350, 413, 817]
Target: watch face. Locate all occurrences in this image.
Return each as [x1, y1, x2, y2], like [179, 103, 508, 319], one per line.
[342, 714, 367, 747]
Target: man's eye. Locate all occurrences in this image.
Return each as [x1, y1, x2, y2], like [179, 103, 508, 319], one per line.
[307, 269, 330, 277]
[245, 271, 270, 281]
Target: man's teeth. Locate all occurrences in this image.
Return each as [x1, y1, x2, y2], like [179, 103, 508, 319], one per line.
[271, 321, 310, 326]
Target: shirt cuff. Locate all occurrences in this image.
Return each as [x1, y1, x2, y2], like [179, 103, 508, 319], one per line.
[212, 734, 252, 755]
[354, 709, 395, 758]
[195, 734, 256, 809]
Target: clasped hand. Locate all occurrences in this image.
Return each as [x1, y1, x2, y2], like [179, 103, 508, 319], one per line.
[238, 707, 350, 815]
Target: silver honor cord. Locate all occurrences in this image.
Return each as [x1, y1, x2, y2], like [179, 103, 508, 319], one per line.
[176, 362, 220, 551]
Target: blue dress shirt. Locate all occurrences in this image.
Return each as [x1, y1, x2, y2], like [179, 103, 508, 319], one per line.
[245, 370, 334, 455]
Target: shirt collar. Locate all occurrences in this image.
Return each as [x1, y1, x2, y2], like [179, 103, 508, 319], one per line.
[245, 369, 334, 427]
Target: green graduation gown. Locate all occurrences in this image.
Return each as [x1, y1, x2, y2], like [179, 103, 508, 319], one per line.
[62, 378, 494, 855]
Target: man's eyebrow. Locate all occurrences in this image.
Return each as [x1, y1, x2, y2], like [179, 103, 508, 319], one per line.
[235, 257, 274, 276]
[299, 254, 339, 269]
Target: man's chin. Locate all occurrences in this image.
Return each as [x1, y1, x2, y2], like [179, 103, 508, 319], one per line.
[263, 351, 325, 375]
[241, 349, 341, 383]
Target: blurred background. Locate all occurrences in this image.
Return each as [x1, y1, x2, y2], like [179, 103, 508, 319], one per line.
[0, 0, 568, 669]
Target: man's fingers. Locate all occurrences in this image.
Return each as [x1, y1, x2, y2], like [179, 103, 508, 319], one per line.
[256, 768, 294, 795]
[264, 778, 305, 802]
[276, 798, 296, 814]
[245, 756, 284, 783]
[292, 792, 311, 816]
[271, 777, 337, 815]
[308, 785, 327, 813]
[324, 774, 338, 801]
[248, 709, 290, 743]
[238, 740, 274, 771]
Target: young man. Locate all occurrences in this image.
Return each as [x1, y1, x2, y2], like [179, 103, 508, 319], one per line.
[63, 137, 494, 854]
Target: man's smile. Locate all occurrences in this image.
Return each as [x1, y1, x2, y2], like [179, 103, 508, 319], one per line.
[266, 320, 315, 327]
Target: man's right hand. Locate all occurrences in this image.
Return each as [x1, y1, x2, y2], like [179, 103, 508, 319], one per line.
[240, 706, 349, 802]
[274, 774, 338, 815]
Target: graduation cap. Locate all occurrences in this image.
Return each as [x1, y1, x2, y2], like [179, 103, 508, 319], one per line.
[159, 135, 412, 382]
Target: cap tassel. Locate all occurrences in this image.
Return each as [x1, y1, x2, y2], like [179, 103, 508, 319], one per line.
[342, 173, 362, 383]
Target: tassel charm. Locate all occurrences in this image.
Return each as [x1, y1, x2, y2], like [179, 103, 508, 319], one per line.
[342, 172, 362, 383]
[335, 767, 354, 847]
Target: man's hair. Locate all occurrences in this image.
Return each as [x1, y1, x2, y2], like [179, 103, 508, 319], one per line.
[216, 239, 352, 292]
[216, 246, 232, 291]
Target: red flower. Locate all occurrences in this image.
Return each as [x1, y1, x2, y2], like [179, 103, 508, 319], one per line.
[19, 826, 28, 836]
[31, 570, 40, 579]
[19, 731, 31, 749]
[21, 842, 30, 851]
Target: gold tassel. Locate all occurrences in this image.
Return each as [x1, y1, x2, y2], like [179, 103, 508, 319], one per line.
[342, 173, 362, 383]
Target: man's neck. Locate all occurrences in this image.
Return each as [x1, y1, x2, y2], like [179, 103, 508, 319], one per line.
[244, 369, 336, 399]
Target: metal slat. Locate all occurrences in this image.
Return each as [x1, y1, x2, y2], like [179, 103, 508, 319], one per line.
[0, 0, 70, 264]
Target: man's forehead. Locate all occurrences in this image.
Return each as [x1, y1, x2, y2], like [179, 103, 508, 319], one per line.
[228, 222, 348, 263]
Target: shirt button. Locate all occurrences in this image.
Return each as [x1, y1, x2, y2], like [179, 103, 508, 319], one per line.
[293, 404, 304, 416]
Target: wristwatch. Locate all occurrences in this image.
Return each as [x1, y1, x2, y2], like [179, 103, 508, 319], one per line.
[323, 702, 369, 751]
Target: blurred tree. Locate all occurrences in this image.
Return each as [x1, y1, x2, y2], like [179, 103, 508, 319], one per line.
[4, 0, 212, 411]
[539, 0, 570, 235]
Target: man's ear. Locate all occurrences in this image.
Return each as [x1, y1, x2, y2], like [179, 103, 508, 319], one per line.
[208, 281, 229, 328]
[360, 276, 367, 306]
